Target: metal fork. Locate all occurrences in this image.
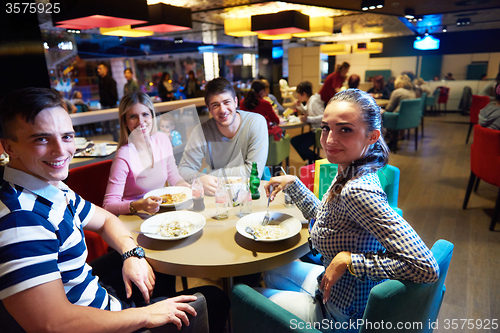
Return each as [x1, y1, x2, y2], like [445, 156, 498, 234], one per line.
[262, 185, 272, 226]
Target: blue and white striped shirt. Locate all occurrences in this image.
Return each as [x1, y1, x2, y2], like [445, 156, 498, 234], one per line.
[0, 167, 114, 310]
[287, 172, 439, 319]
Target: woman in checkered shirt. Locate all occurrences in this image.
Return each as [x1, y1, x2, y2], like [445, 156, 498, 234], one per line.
[259, 89, 439, 332]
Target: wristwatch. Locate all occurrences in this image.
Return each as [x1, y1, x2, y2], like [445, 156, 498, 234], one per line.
[129, 201, 137, 214]
[122, 246, 145, 261]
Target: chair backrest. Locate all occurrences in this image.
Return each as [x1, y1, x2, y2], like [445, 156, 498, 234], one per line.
[317, 163, 402, 216]
[471, 124, 500, 186]
[266, 134, 291, 166]
[65, 159, 113, 262]
[470, 95, 490, 124]
[420, 92, 427, 115]
[360, 239, 454, 333]
[75, 103, 89, 113]
[65, 159, 113, 207]
[279, 79, 289, 90]
[437, 86, 450, 103]
[396, 98, 423, 130]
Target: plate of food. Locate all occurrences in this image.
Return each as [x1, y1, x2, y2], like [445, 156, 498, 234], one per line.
[143, 186, 192, 207]
[140, 211, 206, 240]
[224, 177, 242, 185]
[236, 212, 302, 242]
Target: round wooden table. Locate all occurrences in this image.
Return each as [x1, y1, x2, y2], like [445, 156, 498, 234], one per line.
[119, 183, 310, 291]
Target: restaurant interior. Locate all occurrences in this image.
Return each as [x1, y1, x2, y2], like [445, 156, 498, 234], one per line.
[1, 0, 500, 332]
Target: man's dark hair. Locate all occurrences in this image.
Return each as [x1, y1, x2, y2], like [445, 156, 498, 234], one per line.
[0, 87, 64, 140]
[124, 67, 133, 74]
[296, 81, 313, 97]
[204, 77, 236, 106]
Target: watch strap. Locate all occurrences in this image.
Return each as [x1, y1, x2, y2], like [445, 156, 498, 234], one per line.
[122, 246, 145, 261]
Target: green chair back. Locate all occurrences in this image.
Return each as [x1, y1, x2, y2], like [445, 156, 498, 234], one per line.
[396, 98, 424, 130]
[420, 92, 427, 115]
[266, 134, 291, 166]
[318, 163, 402, 216]
[360, 239, 454, 333]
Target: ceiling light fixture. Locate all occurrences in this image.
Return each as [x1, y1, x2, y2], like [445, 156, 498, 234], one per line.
[361, 0, 384, 11]
[404, 8, 416, 19]
[52, 0, 149, 30]
[353, 42, 383, 54]
[257, 33, 293, 40]
[224, 17, 257, 37]
[251, 11, 309, 35]
[132, 3, 192, 33]
[293, 17, 334, 38]
[456, 18, 471, 26]
[100, 25, 153, 37]
[320, 43, 351, 55]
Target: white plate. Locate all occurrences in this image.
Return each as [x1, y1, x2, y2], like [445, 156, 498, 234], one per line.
[143, 186, 192, 207]
[140, 211, 206, 240]
[236, 212, 302, 242]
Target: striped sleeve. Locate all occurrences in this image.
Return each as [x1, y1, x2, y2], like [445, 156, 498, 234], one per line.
[0, 211, 61, 299]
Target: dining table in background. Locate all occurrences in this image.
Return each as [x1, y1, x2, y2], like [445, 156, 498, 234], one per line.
[119, 183, 310, 292]
[374, 98, 389, 108]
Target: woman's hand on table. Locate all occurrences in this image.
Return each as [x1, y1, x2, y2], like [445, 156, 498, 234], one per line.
[320, 251, 352, 304]
[264, 175, 297, 201]
[133, 196, 161, 214]
[299, 115, 308, 123]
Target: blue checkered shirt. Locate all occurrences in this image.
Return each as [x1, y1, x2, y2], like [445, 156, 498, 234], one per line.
[287, 172, 439, 319]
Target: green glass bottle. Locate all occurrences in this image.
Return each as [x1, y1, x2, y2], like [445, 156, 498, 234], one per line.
[249, 162, 260, 200]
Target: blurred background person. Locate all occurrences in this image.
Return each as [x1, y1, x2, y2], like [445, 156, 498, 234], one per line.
[123, 68, 140, 95]
[319, 62, 350, 105]
[158, 72, 175, 102]
[184, 70, 200, 99]
[347, 74, 360, 89]
[367, 75, 390, 99]
[291, 81, 325, 165]
[384, 74, 416, 113]
[239, 80, 282, 138]
[261, 78, 284, 115]
[479, 72, 500, 101]
[97, 63, 118, 108]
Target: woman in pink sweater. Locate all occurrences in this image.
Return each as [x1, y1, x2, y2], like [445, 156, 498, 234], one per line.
[103, 92, 189, 215]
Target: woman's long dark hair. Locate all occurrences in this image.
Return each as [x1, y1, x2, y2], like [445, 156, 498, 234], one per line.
[243, 80, 266, 110]
[326, 89, 390, 201]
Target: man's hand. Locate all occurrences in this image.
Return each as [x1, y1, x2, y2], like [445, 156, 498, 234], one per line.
[200, 174, 217, 196]
[320, 251, 351, 304]
[122, 257, 156, 303]
[143, 295, 198, 330]
[299, 115, 308, 123]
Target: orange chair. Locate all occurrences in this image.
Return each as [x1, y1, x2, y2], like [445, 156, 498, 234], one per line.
[466, 95, 490, 144]
[65, 159, 113, 262]
[462, 125, 500, 231]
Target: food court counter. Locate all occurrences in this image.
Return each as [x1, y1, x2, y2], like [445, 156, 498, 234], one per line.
[70, 97, 206, 126]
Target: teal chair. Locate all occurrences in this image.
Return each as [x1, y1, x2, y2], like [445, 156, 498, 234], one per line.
[420, 92, 427, 138]
[231, 239, 453, 333]
[383, 98, 424, 152]
[318, 164, 403, 217]
[426, 88, 440, 114]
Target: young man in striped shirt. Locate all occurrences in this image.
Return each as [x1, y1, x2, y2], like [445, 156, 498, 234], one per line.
[0, 88, 227, 332]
